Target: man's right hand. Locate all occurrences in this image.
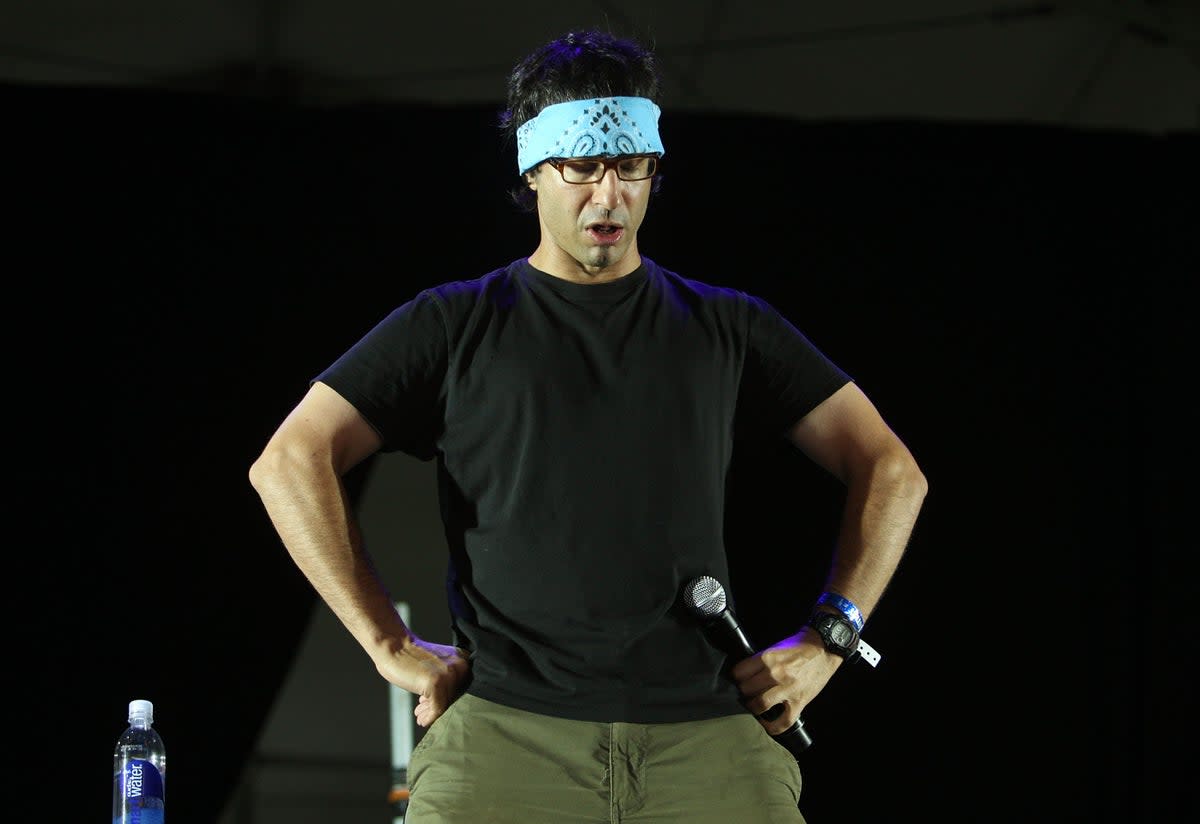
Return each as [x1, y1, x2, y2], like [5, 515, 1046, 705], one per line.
[380, 638, 471, 728]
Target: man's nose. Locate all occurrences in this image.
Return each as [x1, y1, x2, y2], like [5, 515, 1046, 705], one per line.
[591, 168, 622, 208]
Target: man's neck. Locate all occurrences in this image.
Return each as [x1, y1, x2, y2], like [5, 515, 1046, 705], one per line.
[527, 247, 641, 284]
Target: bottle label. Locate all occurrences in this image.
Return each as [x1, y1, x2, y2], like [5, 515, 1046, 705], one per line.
[113, 758, 165, 824]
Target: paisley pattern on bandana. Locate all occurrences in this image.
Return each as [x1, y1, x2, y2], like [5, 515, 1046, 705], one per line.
[516, 96, 665, 174]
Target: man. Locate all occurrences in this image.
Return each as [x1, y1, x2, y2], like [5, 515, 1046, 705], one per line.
[249, 29, 927, 823]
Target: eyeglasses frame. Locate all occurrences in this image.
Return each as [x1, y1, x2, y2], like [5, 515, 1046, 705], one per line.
[543, 154, 660, 184]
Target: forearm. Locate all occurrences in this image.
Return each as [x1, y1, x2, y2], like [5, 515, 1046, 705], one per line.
[250, 444, 414, 669]
[822, 445, 928, 622]
[251, 437, 470, 721]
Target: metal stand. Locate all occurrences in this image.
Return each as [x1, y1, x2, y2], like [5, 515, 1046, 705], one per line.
[388, 601, 413, 824]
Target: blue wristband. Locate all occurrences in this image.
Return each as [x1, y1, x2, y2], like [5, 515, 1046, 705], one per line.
[816, 592, 864, 632]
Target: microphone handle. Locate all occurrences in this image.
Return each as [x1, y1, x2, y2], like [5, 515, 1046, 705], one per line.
[711, 611, 814, 758]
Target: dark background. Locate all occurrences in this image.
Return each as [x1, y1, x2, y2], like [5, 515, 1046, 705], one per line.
[9, 79, 1197, 823]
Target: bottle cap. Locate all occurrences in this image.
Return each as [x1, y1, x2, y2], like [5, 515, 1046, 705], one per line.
[128, 699, 154, 724]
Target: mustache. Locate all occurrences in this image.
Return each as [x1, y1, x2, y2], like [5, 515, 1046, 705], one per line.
[582, 210, 625, 227]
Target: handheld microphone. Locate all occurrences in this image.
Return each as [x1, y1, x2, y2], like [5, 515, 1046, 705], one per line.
[681, 575, 814, 758]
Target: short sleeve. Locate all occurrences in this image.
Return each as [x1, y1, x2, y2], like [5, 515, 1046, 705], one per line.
[315, 291, 448, 459]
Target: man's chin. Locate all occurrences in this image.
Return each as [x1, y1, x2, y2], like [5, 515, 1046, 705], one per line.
[584, 243, 627, 269]
[586, 249, 614, 267]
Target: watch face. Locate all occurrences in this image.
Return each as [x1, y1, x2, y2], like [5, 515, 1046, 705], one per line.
[810, 612, 858, 656]
[830, 621, 856, 648]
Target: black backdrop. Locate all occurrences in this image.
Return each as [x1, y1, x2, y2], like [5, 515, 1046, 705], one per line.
[8, 82, 1197, 823]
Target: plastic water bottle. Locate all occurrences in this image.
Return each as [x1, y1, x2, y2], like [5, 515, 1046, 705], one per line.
[112, 699, 167, 824]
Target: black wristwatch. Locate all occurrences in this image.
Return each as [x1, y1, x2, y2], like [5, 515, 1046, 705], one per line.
[807, 611, 881, 667]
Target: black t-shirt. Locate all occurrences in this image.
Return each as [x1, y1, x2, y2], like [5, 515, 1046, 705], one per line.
[317, 256, 851, 723]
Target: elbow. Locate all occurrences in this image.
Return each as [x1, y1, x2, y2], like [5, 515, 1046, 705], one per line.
[874, 445, 928, 506]
[249, 431, 341, 500]
[248, 449, 275, 497]
[908, 463, 929, 505]
[894, 450, 929, 505]
[248, 441, 296, 498]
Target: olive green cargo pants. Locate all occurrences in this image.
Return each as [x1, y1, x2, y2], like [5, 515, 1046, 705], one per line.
[405, 693, 805, 823]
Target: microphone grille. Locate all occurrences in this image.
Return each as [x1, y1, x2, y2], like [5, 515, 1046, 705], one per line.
[682, 575, 727, 618]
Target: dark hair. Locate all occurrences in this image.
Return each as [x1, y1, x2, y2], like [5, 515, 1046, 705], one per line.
[499, 30, 663, 210]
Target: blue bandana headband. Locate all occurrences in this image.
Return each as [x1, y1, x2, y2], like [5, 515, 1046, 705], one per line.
[516, 96, 665, 174]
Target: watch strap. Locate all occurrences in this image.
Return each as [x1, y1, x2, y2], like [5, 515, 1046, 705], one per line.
[851, 636, 881, 668]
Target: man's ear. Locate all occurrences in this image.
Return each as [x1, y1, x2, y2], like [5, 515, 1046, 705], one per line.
[525, 170, 537, 191]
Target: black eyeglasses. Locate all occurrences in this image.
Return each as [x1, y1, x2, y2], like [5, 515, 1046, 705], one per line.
[544, 154, 659, 184]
